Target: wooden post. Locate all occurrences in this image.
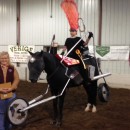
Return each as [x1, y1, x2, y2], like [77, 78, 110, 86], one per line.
[16, 0, 20, 67]
[98, 0, 102, 46]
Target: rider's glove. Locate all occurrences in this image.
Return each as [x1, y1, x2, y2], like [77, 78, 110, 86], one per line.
[80, 46, 85, 52]
[88, 32, 93, 39]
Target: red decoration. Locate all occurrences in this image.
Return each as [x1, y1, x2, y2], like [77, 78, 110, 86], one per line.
[61, 0, 79, 30]
[55, 54, 80, 66]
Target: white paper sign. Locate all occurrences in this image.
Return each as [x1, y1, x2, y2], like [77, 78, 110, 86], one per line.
[8, 45, 35, 63]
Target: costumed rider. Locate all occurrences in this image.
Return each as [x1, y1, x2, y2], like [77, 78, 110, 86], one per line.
[61, 0, 97, 113]
[61, 28, 93, 59]
[61, 28, 93, 81]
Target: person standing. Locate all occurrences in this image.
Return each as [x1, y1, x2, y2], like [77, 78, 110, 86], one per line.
[0, 51, 19, 130]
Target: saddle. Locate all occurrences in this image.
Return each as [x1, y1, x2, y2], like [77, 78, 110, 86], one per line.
[55, 54, 80, 66]
[55, 54, 83, 85]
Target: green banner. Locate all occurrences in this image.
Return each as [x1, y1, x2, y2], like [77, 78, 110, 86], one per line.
[96, 46, 110, 57]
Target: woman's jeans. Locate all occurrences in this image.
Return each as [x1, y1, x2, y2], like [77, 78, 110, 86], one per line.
[0, 93, 16, 130]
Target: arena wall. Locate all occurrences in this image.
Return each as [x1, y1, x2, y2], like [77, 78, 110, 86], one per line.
[0, 0, 130, 87]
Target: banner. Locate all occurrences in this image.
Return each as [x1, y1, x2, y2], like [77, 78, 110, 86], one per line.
[89, 46, 129, 60]
[8, 45, 35, 63]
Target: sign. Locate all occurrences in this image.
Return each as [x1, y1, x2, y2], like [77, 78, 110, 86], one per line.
[96, 46, 110, 57]
[0, 82, 13, 99]
[8, 45, 35, 63]
[89, 46, 129, 60]
[109, 46, 129, 60]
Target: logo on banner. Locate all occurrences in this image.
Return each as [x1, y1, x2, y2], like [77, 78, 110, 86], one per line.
[96, 46, 110, 57]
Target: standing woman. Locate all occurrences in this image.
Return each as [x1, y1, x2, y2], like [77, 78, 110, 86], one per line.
[0, 51, 19, 130]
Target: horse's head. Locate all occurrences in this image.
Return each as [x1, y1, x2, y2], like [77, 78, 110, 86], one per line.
[28, 51, 45, 83]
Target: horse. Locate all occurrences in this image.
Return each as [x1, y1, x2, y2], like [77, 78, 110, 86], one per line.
[28, 50, 99, 126]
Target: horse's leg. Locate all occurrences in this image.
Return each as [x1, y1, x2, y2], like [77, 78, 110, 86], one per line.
[56, 91, 66, 127]
[50, 98, 58, 124]
[50, 89, 58, 125]
[90, 80, 98, 106]
[83, 82, 91, 111]
[90, 80, 98, 112]
[83, 80, 98, 112]
[50, 88, 66, 126]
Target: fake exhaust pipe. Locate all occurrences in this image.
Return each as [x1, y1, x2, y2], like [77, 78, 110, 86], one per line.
[92, 73, 111, 80]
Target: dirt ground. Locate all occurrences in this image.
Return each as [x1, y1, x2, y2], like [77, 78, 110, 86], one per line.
[12, 80, 130, 130]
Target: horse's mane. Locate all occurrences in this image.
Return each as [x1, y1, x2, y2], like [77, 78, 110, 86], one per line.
[42, 51, 59, 66]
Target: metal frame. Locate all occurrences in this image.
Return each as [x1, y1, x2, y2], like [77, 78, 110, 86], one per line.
[19, 76, 71, 112]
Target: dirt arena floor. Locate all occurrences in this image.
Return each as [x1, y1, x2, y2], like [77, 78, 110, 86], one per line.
[12, 80, 130, 130]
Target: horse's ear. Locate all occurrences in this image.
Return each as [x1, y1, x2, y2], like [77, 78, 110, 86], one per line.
[39, 50, 43, 56]
[28, 51, 34, 56]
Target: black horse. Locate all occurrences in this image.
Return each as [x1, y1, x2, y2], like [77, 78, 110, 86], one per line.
[28, 50, 98, 126]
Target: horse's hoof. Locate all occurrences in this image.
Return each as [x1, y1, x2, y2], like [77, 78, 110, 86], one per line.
[50, 120, 56, 125]
[92, 105, 97, 113]
[55, 121, 62, 127]
[85, 103, 91, 112]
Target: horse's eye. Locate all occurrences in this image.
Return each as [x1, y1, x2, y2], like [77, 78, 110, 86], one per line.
[29, 57, 35, 63]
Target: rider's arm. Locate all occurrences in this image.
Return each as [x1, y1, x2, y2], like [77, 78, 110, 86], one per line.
[60, 46, 67, 55]
[84, 32, 93, 46]
[61, 38, 69, 55]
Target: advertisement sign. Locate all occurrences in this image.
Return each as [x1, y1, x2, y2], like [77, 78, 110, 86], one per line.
[96, 46, 129, 60]
[96, 46, 110, 57]
[8, 45, 35, 63]
[89, 46, 129, 60]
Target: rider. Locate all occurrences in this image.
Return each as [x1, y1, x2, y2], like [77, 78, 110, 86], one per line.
[61, 28, 93, 72]
[60, 28, 92, 81]
[61, 28, 92, 59]
[61, 28, 97, 113]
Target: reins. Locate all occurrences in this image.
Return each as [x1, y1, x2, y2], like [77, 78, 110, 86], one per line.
[46, 66, 60, 82]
